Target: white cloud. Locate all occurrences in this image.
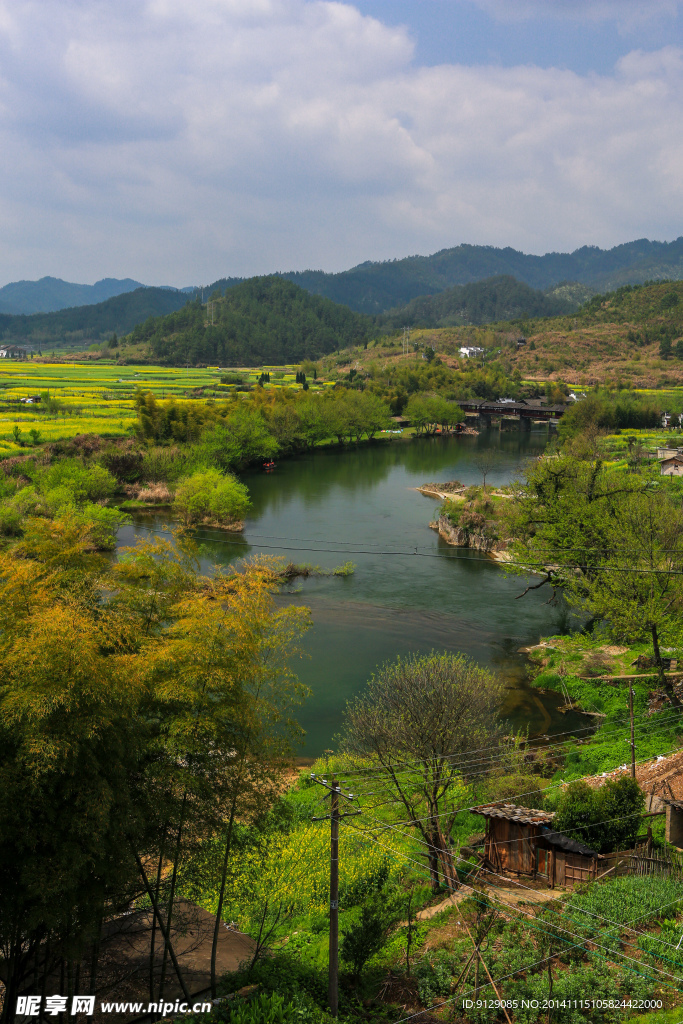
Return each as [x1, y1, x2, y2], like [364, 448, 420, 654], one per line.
[0, 0, 683, 284]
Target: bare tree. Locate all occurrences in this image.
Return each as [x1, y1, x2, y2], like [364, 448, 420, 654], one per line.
[474, 449, 502, 492]
[341, 652, 503, 891]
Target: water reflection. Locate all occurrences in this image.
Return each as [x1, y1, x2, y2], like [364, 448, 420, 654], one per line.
[121, 430, 588, 754]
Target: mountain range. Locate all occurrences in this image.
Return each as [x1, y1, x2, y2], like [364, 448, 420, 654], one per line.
[0, 287, 191, 349]
[0, 276, 152, 315]
[2, 237, 683, 349]
[4, 237, 683, 318]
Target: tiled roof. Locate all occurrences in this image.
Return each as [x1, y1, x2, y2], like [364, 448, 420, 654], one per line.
[472, 803, 554, 825]
[584, 750, 683, 801]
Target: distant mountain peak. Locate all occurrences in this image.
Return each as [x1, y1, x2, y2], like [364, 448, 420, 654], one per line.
[0, 276, 146, 315]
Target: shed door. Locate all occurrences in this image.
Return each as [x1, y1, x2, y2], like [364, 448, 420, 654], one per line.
[536, 847, 550, 878]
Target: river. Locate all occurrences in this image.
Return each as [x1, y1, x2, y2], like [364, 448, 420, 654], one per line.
[119, 428, 587, 756]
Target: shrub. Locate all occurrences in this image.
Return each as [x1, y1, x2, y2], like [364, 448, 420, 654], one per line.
[553, 777, 644, 853]
[414, 949, 454, 1005]
[173, 468, 251, 526]
[42, 459, 116, 503]
[340, 906, 385, 980]
[99, 440, 145, 482]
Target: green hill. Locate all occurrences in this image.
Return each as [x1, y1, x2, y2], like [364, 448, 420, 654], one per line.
[0, 287, 191, 349]
[573, 280, 683, 330]
[382, 275, 575, 328]
[277, 238, 683, 315]
[128, 276, 373, 365]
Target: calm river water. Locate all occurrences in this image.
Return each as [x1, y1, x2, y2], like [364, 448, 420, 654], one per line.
[119, 429, 586, 755]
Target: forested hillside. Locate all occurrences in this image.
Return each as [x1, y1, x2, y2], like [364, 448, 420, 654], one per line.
[382, 274, 574, 327]
[483, 279, 683, 387]
[0, 286, 191, 349]
[128, 276, 374, 365]
[279, 237, 683, 314]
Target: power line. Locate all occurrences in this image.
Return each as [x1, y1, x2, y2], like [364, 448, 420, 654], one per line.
[353, 738, 683, 833]
[127, 524, 683, 576]
[339, 817, 683, 1005]
[354, 804, 683, 964]
[330, 708, 683, 785]
[342, 810, 683, 981]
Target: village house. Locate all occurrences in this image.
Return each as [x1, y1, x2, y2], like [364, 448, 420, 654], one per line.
[0, 344, 27, 359]
[660, 455, 683, 476]
[472, 803, 601, 888]
[458, 346, 484, 359]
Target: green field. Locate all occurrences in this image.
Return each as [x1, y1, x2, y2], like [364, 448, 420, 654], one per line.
[0, 359, 334, 455]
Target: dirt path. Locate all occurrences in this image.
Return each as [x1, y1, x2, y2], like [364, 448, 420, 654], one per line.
[410, 879, 562, 924]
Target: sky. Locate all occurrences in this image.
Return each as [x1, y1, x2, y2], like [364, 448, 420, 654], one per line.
[1, 0, 683, 286]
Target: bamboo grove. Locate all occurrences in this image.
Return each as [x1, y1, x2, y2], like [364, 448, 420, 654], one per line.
[0, 515, 311, 1019]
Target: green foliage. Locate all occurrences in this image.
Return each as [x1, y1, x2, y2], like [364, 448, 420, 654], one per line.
[572, 875, 683, 927]
[134, 388, 392, 462]
[220, 950, 328, 1010]
[173, 468, 251, 526]
[42, 458, 116, 502]
[558, 391, 662, 438]
[506, 961, 643, 1024]
[553, 777, 644, 853]
[340, 905, 385, 979]
[405, 393, 463, 434]
[384, 275, 574, 329]
[414, 949, 454, 1005]
[228, 993, 302, 1024]
[130, 278, 374, 365]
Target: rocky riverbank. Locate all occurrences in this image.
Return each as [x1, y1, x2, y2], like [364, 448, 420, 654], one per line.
[421, 482, 511, 559]
[430, 513, 509, 558]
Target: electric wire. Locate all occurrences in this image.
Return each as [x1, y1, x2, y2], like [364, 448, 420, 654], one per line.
[353, 805, 683, 964]
[338, 817, 683, 1006]
[351, 738, 683, 834]
[341, 814, 683, 986]
[326, 711, 683, 791]
[127, 523, 683, 576]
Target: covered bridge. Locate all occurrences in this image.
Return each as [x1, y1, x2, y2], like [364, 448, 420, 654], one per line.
[473, 803, 601, 888]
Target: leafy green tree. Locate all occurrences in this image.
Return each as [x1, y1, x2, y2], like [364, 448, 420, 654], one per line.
[553, 777, 644, 853]
[506, 444, 683, 697]
[173, 468, 251, 526]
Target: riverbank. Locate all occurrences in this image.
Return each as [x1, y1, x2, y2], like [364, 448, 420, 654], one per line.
[418, 482, 512, 558]
[521, 633, 683, 783]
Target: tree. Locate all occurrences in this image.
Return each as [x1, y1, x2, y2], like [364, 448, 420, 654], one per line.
[505, 443, 683, 700]
[340, 905, 385, 982]
[0, 517, 312, 1014]
[341, 652, 502, 891]
[0, 533, 147, 1019]
[141, 554, 310, 997]
[173, 468, 251, 526]
[473, 448, 501, 492]
[553, 777, 644, 853]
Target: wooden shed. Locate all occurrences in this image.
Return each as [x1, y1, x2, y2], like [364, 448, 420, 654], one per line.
[473, 803, 602, 888]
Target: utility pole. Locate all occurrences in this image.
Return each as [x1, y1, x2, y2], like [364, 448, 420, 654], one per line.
[629, 679, 636, 779]
[310, 773, 361, 1017]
